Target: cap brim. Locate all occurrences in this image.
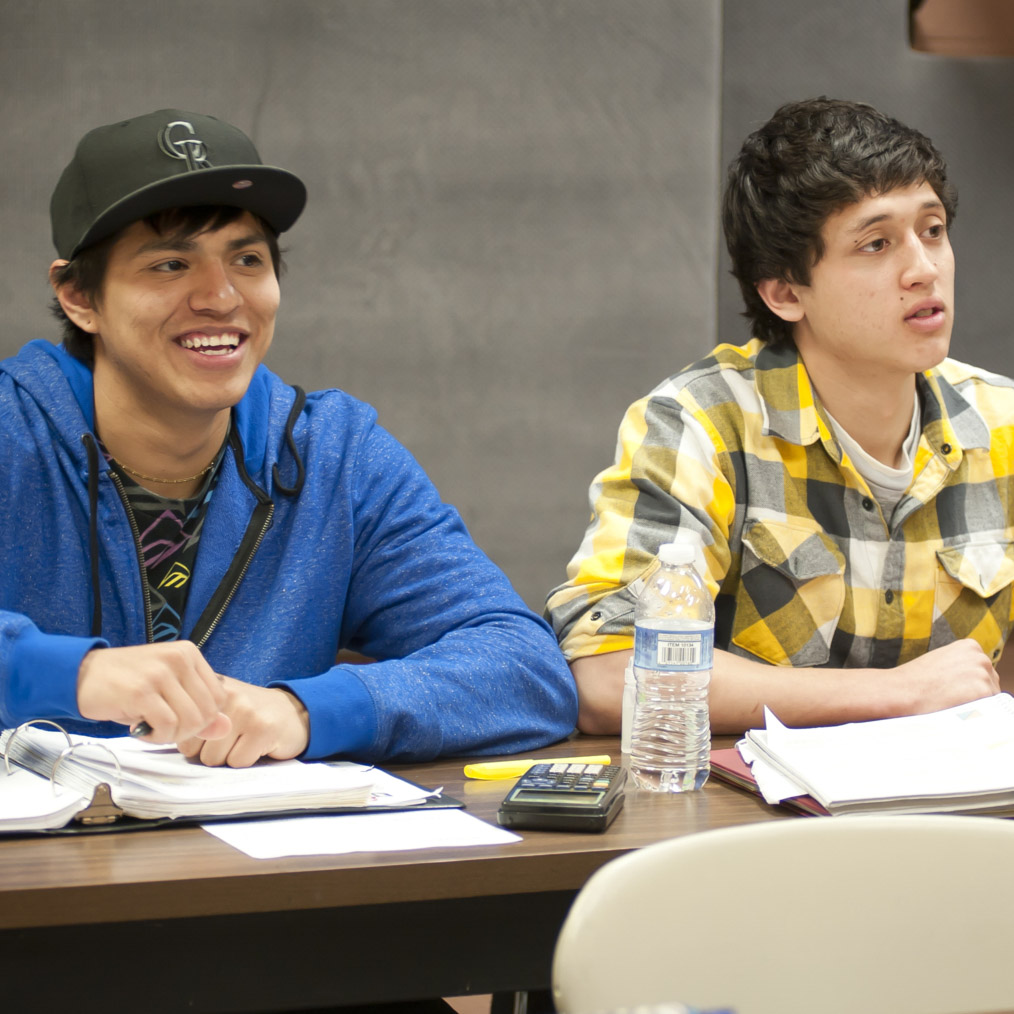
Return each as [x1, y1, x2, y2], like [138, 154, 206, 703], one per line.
[67, 164, 307, 258]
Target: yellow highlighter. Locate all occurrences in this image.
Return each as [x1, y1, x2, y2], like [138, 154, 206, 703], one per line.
[463, 755, 611, 780]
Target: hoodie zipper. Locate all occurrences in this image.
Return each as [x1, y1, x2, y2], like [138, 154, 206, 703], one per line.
[108, 470, 155, 644]
[187, 425, 276, 649]
[192, 501, 274, 649]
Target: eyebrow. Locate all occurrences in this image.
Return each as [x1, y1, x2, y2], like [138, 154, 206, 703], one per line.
[130, 231, 269, 258]
[849, 200, 945, 235]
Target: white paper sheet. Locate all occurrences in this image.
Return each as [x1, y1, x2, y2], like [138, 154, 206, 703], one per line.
[742, 693, 1014, 813]
[202, 806, 521, 859]
[736, 737, 808, 804]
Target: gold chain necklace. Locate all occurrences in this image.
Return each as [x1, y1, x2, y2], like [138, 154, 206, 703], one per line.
[115, 457, 217, 485]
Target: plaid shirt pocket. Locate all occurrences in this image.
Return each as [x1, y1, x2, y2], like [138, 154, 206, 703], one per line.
[933, 540, 1014, 654]
[731, 517, 847, 666]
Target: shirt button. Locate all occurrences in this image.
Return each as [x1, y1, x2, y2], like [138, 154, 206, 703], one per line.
[862, 497, 874, 511]
[885, 590, 894, 605]
[941, 443, 952, 454]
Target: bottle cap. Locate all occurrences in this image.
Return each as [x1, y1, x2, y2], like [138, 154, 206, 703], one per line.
[658, 542, 695, 566]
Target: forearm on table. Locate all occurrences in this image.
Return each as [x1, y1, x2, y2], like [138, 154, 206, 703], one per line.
[570, 650, 631, 735]
[707, 650, 910, 733]
[571, 646, 939, 738]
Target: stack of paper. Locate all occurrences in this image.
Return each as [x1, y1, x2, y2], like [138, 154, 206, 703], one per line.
[0, 765, 93, 831]
[0, 727, 377, 827]
[741, 693, 1014, 816]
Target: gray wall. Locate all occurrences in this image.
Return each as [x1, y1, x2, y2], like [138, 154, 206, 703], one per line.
[720, 0, 1014, 376]
[8, 1, 1011, 614]
[1, 0, 722, 611]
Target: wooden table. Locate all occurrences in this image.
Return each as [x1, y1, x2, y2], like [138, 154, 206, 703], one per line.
[0, 735, 789, 1012]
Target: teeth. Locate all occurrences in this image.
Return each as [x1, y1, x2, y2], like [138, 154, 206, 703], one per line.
[179, 332, 242, 351]
[913, 308, 936, 318]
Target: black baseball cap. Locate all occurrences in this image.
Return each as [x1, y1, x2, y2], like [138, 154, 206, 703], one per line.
[50, 108, 307, 260]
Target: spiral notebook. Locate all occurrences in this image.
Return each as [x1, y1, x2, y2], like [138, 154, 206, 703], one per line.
[0, 721, 460, 834]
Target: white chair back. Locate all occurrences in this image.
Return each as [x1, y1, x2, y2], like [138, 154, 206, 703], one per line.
[552, 815, 1014, 1014]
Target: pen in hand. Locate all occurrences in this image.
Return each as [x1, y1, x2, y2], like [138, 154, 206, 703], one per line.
[130, 721, 152, 739]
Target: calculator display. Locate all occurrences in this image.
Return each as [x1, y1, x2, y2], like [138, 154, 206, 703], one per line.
[513, 790, 603, 806]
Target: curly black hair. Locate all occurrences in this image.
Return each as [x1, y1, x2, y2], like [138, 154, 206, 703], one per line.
[722, 97, 957, 344]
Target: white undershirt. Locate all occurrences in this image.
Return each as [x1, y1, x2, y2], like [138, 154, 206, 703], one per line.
[825, 390, 921, 523]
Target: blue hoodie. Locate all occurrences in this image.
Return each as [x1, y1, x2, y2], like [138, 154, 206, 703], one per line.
[0, 340, 577, 761]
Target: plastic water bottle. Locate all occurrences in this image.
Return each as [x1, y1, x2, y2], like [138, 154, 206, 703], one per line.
[630, 541, 714, 792]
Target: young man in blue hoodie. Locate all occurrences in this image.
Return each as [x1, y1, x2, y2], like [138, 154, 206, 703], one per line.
[2, 109, 577, 767]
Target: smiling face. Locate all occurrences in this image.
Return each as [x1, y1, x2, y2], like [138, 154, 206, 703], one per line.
[776, 182, 955, 386]
[75, 211, 280, 438]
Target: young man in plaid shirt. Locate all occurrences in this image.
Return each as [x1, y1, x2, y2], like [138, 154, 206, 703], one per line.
[547, 97, 1012, 734]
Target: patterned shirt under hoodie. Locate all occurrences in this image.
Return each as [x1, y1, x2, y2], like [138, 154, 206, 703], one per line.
[104, 437, 227, 642]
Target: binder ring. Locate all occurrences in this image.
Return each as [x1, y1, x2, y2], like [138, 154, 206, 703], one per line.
[3, 719, 73, 775]
[51, 743, 122, 796]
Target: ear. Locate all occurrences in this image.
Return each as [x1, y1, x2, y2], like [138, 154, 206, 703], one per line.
[756, 277, 805, 323]
[49, 260, 100, 334]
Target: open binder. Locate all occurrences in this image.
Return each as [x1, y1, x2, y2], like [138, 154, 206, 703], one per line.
[0, 720, 461, 834]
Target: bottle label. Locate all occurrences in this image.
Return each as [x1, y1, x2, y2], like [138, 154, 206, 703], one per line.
[634, 627, 713, 671]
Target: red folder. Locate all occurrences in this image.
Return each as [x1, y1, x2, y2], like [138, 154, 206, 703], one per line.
[710, 747, 829, 817]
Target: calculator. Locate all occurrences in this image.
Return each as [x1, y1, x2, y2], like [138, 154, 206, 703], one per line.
[496, 762, 626, 833]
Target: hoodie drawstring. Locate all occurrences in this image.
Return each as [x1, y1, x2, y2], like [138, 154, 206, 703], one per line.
[81, 433, 103, 638]
[272, 386, 306, 497]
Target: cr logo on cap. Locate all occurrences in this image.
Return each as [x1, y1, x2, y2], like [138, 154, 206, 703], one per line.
[158, 120, 211, 171]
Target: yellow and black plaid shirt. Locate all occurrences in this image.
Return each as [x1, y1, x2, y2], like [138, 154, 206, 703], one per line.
[547, 339, 1014, 670]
